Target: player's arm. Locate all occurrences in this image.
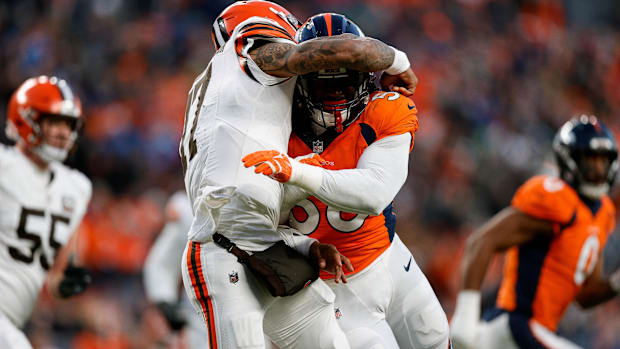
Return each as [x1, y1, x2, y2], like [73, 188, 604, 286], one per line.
[45, 232, 91, 299]
[249, 35, 417, 95]
[576, 232, 620, 308]
[450, 208, 555, 348]
[308, 133, 410, 215]
[144, 219, 189, 331]
[575, 259, 617, 308]
[460, 208, 555, 290]
[244, 132, 411, 216]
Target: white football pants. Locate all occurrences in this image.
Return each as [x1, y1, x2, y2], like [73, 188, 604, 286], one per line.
[478, 312, 582, 349]
[181, 240, 350, 349]
[327, 234, 450, 349]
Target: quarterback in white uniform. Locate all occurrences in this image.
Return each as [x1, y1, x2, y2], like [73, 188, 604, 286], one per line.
[179, 1, 417, 348]
[0, 76, 92, 349]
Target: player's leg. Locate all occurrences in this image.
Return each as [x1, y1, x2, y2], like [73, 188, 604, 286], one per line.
[386, 234, 450, 349]
[181, 293, 210, 349]
[487, 312, 583, 349]
[0, 313, 32, 349]
[529, 320, 583, 349]
[477, 313, 520, 349]
[263, 278, 351, 349]
[325, 251, 400, 349]
[182, 240, 272, 349]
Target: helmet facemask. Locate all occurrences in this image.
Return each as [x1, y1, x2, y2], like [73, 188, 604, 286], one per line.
[31, 114, 81, 163]
[297, 69, 372, 134]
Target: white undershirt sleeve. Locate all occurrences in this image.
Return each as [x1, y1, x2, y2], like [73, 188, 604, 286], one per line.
[289, 132, 411, 216]
[279, 184, 309, 225]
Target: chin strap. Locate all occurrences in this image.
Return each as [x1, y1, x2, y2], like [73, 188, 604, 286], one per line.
[33, 143, 69, 163]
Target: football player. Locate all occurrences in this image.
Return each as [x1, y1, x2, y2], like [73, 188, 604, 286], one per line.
[450, 116, 619, 349]
[144, 191, 207, 349]
[0, 76, 92, 348]
[243, 13, 451, 349]
[179, 1, 418, 349]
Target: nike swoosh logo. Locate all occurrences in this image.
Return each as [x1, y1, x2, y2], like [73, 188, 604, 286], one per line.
[407, 104, 415, 110]
[404, 256, 412, 272]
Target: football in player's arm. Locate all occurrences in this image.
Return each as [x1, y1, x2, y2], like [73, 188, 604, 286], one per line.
[0, 76, 92, 349]
[450, 116, 619, 349]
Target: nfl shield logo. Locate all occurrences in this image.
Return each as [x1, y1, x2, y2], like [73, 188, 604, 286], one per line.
[312, 140, 323, 153]
[62, 196, 75, 213]
[229, 271, 239, 284]
[334, 307, 343, 319]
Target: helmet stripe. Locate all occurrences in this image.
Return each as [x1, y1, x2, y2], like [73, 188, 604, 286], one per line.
[324, 13, 332, 36]
[55, 79, 74, 102]
[212, 18, 227, 49]
[313, 15, 328, 37]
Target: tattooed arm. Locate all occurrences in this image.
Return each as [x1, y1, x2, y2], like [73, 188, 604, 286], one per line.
[249, 34, 418, 95]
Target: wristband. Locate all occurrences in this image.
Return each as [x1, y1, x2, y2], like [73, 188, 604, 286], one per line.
[289, 161, 324, 193]
[385, 47, 411, 75]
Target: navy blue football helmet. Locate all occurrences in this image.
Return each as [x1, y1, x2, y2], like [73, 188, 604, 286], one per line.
[553, 115, 618, 199]
[295, 13, 373, 133]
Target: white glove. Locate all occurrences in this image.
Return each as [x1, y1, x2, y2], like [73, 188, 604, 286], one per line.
[450, 290, 481, 349]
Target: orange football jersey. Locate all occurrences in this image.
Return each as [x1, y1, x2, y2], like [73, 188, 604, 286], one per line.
[496, 175, 616, 331]
[287, 91, 418, 279]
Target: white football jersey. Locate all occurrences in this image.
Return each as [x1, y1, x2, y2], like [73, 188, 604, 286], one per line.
[0, 145, 91, 328]
[180, 17, 297, 250]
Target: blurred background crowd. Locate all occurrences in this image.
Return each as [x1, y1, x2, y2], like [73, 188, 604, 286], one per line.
[1, 0, 620, 348]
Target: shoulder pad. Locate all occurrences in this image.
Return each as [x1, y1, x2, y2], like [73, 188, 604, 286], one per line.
[511, 175, 577, 224]
[360, 91, 419, 150]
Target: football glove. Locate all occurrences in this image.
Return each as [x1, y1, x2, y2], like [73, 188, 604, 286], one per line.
[156, 302, 187, 331]
[242, 151, 324, 183]
[58, 261, 91, 298]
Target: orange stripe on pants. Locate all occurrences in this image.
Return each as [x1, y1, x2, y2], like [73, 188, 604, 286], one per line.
[187, 241, 218, 348]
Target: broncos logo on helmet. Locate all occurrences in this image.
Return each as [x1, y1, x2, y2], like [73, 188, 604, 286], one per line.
[294, 13, 374, 133]
[553, 115, 619, 199]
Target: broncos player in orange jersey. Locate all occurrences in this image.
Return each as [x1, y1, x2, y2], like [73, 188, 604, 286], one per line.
[450, 115, 620, 349]
[243, 13, 451, 349]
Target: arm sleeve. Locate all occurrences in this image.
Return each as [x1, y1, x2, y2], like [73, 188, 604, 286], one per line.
[295, 133, 410, 216]
[279, 184, 309, 225]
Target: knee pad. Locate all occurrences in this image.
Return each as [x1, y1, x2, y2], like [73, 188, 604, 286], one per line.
[409, 301, 449, 349]
[345, 328, 386, 349]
